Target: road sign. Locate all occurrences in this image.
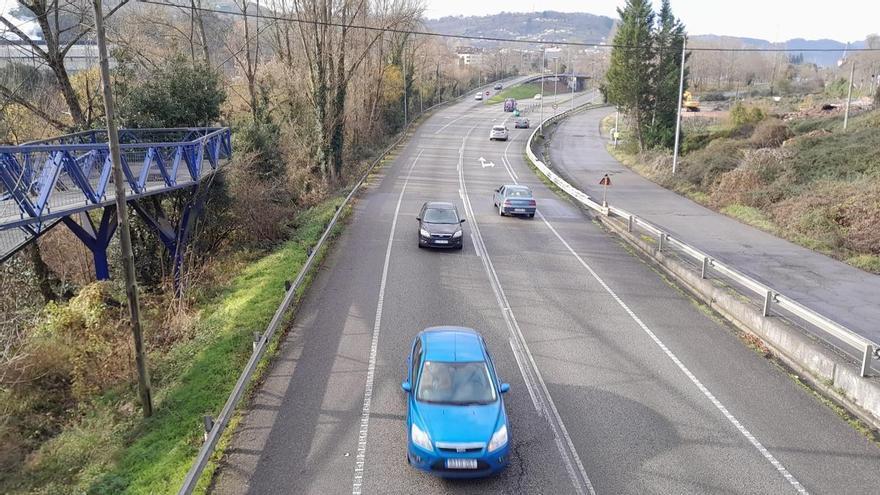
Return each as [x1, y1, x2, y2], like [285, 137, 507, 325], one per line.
[600, 174, 611, 206]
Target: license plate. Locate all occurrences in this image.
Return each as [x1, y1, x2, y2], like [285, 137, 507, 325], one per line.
[434, 239, 448, 244]
[446, 458, 478, 469]
[514, 208, 525, 212]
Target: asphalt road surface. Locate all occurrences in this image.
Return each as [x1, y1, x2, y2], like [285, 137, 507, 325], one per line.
[211, 87, 880, 495]
[549, 107, 880, 346]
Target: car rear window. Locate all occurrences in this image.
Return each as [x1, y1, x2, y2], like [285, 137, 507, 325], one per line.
[507, 188, 532, 197]
[493, 126, 506, 131]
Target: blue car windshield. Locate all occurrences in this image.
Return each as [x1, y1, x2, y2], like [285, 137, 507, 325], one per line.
[423, 208, 459, 224]
[417, 361, 497, 405]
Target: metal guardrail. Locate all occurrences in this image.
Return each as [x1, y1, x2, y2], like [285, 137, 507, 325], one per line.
[527, 103, 880, 378]
[176, 75, 526, 495]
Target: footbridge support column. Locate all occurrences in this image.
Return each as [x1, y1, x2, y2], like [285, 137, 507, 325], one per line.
[132, 185, 207, 290]
[62, 206, 118, 280]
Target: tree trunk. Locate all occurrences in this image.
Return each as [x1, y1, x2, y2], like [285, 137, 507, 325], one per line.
[30, 242, 57, 303]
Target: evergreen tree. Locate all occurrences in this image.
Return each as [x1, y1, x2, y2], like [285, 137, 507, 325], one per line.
[605, 0, 655, 151]
[648, 0, 687, 149]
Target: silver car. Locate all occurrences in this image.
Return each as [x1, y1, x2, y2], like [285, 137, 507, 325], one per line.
[489, 125, 509, 141]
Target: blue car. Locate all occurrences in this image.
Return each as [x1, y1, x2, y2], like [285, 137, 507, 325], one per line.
[493, 184, 537, 218]
[402, 327, 511, 478]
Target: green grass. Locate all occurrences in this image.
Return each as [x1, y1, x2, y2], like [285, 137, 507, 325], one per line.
[488, 84, 542, 104]
[5, 197, 346, 495]
[720, 204, 777, 234]
[846, 254, 880, 274]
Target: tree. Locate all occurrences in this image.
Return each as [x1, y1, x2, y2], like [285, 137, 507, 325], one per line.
[120, 57, 225, 128]
[0, 0, 130, 130]
[605, 0, 655, 151]
[647, 0, 687, 149]
[291, 0, 422, 183]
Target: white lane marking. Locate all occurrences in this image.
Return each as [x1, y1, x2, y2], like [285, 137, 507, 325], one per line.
[536, 211, 808, 495]
[457, 127, 596, 495]
[352, 149, 423, 495]
[502, 138, 520, 181]
[433, 111, 470, 134]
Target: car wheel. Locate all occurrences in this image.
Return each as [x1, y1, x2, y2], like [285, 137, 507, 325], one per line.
[498, 204, 504, 216]
[457, 243, 463, 250]
[528, 213, 535, 218]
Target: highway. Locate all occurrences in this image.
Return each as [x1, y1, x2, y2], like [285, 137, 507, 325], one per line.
[211, 84, 880, 494]
[548, 107, 880, 346]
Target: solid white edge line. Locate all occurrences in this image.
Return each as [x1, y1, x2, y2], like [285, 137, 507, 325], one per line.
[535, 210, 808, 495]
[351, 149, 423, 495]
[458, 125, 595, 495]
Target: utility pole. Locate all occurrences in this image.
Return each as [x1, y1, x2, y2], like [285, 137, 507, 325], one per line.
[93, 0, 153, 417]
[672, 40, 687, 175]
[843, 59, 855, 131]
[570, 48, 575, 111]
[403, 41, 407, 127]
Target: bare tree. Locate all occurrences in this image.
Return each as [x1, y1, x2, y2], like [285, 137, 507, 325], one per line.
[1, 0, 130, 129]
[290, 0, 423, 183]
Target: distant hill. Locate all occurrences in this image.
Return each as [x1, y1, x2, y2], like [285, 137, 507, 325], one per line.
[691, 35, 865, 67]
[425, 11, 862, 67]
[424, 11, 615, 46]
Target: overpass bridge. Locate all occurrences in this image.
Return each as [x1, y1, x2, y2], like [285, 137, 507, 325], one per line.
[0, 127, 232, 279]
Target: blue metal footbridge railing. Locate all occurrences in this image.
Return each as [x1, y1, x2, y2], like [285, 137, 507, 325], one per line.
[0, 127, 232, 278]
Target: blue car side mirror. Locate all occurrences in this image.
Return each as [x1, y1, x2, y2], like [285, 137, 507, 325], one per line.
[401, 381, 412, 393]
[499, 383, 510, 394]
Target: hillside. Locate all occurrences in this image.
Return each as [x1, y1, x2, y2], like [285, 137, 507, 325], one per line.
[425, 11, 615, 46]
[425, 11, 861, 67]
[691, 35, 866, 67]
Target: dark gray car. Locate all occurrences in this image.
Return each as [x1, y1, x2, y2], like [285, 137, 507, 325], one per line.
[417, 202, 465, 249]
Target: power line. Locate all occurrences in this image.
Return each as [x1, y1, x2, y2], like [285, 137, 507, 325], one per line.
[136, 0, 880, 53]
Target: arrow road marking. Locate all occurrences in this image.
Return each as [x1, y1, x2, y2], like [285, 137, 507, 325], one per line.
[478, 156, 495, 168]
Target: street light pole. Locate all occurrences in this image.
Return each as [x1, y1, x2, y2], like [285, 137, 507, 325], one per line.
[844, 59, 855, 131]
[672, 40, 687, 175]
[92, 0, 153, 417]
[540, 47, 546, 136]
[403, 41, 407, 127]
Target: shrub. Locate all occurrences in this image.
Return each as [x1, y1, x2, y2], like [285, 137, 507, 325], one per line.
[785, 125, 880, 183]
[681, 131, 712, 154]
[38, 282, 130, 400]
[750, 119, 793, 148]
[730, 102, 766, 127]
[121, 57, 226, 128]
[678, 138, 747, 188]
[711, 167, 766, 208]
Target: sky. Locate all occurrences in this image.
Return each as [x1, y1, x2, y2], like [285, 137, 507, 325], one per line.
[424, 0, 880, 43]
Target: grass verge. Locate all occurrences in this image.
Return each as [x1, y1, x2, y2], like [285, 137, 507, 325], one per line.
[3, 197, 347, 495]
[719, 204, 778, 234]
[91, 197, 346, 495]
[488, 84, 542, 104]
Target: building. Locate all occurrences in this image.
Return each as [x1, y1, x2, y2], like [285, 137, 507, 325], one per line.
[456, 46, 483, 66]
[0, 41, 111, 73]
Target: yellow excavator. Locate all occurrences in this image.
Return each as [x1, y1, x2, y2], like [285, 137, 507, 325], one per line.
[683, 91, 700, 112]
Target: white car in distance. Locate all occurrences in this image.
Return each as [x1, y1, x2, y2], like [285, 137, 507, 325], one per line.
[489, 125, 509, 141]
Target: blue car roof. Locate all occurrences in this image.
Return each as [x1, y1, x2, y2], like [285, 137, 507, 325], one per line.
[420, 326, 485, 363]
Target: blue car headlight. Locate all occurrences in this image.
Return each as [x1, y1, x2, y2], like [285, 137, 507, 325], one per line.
[411, 423, 433, 451]
[488, 424, 508, 452]
[419, 228, 430, 238]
